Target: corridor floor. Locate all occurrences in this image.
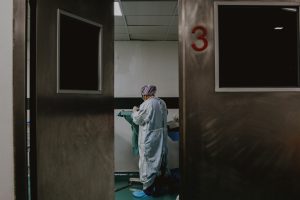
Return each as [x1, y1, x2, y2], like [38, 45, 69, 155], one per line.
[115, 177, 178, 200]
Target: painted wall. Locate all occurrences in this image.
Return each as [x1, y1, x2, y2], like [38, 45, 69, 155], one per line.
[114, 41, 179, 172]
[114, 41, 179, 97]
[0, 0, 14, 199]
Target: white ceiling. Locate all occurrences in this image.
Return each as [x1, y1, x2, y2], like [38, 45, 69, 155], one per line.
[115, 0, 178, 41]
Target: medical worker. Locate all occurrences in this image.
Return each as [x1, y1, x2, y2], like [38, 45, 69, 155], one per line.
[132, 85, 168, 198]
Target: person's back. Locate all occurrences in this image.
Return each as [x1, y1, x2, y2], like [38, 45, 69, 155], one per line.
[146, 97, 167, 131]
[136, 97, 168, 163]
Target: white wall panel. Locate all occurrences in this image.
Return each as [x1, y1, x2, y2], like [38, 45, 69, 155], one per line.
[114, 41, 179, 97]
[0, 0, 14, 199]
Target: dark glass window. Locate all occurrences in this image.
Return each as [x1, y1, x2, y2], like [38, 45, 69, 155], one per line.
[58, 10, 101, 92]
[217, 5, 299, 88]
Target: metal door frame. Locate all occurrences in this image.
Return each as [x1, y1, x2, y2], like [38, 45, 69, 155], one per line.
[13, 0, 29, 199]
[13, 0, 39, 199]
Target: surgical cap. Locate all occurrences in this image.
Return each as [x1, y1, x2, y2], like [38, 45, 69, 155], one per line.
[141, 85, 157, 96]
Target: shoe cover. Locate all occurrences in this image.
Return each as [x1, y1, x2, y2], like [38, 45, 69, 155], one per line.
[132, 190, 152, 199]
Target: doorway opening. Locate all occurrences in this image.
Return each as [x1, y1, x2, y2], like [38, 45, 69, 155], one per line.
[113, 1, 180, 199]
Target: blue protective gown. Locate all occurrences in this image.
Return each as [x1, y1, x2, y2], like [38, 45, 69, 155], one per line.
[132, 97, 168, 190]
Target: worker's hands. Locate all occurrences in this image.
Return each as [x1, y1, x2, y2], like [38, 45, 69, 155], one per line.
[133, 106, 139, 112]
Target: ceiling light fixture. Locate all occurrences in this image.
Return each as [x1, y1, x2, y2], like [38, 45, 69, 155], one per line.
[114, 2, 122, 16]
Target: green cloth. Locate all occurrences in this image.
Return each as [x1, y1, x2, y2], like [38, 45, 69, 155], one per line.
[117, 111, 139, 156]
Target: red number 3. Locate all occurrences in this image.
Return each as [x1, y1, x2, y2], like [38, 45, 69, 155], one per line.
[191, 25, 208, 52]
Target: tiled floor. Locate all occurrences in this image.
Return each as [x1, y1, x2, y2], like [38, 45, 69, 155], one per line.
[115, 178, 178, 200]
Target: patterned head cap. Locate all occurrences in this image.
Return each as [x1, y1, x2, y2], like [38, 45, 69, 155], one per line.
[141, 85, 157, 96]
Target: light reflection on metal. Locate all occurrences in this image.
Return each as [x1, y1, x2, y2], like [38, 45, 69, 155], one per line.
[274, 26, 284, 30]
[282, 7, 297, 12]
